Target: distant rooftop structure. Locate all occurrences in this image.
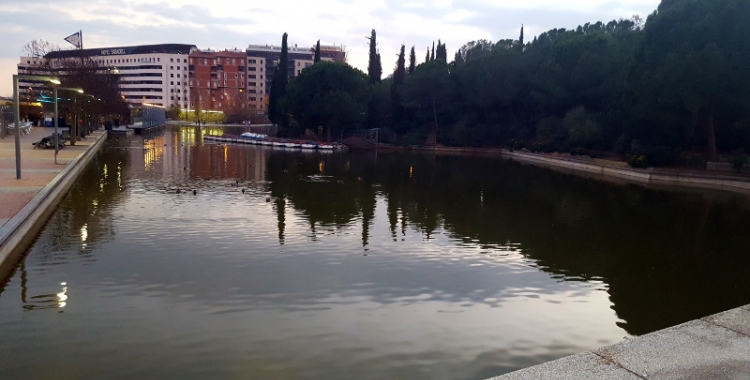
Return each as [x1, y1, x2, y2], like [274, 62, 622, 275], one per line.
[45, 44, 198, 59]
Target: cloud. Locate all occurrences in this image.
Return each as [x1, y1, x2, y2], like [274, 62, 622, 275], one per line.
[0, 0, 661, 96]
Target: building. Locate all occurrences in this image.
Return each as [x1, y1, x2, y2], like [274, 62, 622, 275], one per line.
[245, 43, 346, 112]
[16, 41, 348, 116]
[188, 49, 247, 114]
[17, 44, 197, 109]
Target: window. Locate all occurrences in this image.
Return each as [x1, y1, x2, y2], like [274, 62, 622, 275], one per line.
[171, 58, 174, 62]
[249, 75, 256, 79]
[171, 81, 174, 85]
[177, 82, 180, 85]
[177, 74, 180, 78]
[171, 66, 174, 70]
[249, 67, 256, 71]
[170, 74, 174, 78]
[171, 89, 174, 93]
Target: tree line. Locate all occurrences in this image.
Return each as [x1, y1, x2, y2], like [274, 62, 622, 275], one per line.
[270, 0, 750, 167]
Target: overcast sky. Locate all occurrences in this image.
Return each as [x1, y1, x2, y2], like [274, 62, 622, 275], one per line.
[0, 0, 661, 97]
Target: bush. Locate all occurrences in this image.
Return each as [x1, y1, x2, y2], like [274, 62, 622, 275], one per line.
[508, 139, 525, 150]
[569, 147, 588, 156]
[564, 106, 602, 148]
[529, 141, 552, 153]
[628, 155, 649, 168]
[732, 150, 748, 173]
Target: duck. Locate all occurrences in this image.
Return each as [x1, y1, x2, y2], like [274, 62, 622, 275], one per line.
[192, 189, 197, 195]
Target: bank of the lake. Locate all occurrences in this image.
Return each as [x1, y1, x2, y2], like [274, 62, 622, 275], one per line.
[372, 143, 750, 195]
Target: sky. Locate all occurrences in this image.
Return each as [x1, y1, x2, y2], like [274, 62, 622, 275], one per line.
[0, 0, 661, 97]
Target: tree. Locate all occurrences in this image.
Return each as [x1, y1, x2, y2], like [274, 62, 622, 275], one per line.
[367, 30, 381, 84]
[518, 25, 524, 52]
[286, 62, 370, 140]
[631, 0, 750, 160]
[23, 39, 60, 58]
[391, 45, 407, 130]
[314, 40, 321, 63]
[436, 40, 447, 62]
[431, 41, 435, 61]
[269, 32, 290, 128]
[401, 60, 454, 136]
[408, 46, 416, 75]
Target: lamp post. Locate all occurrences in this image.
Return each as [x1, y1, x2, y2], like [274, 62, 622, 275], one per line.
[53, 87, 84, 164]
[12, 74, 60, 179]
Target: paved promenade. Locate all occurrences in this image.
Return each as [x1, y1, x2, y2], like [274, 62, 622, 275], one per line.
[488, 305, 750, 379]
[0, 126, 107, 274]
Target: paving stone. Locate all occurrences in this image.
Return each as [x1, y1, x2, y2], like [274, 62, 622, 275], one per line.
[704, 307, 750, 337]
[487, 352, 643, 380]
[596, 320, 750, 380]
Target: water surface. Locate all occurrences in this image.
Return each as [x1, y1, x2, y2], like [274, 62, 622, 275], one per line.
[1, 126, 749, 379]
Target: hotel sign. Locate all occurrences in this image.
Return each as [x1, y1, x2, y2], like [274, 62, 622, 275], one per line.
[100, 48, 127, 56]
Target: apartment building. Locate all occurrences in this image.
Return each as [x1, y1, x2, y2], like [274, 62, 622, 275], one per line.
[17, 44, 197, 109]
[188, 49, 247, 113]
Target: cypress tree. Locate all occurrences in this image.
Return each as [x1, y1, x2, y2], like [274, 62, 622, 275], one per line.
[408, 46, 416, 75]
[314, 40, 321, 63]
[425, 47, 430, 62]
[269, 32, 289, 128]
[367, 30, 381, 84]
[518, 25, 524, 52]
[391, 44, 406, 129]
[431, 41, 435, 61]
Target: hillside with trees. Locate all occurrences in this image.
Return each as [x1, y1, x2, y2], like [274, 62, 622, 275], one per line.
[283, 0, 750, 169]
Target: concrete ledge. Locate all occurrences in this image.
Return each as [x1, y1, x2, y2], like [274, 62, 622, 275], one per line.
[487, 305, 750, 379]
[0, 131, 107, 276]
[503, 150, 750, 194]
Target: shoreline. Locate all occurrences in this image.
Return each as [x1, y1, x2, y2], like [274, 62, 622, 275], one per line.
[375, 144, 750, 195]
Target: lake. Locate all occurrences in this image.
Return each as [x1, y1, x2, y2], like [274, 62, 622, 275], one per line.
[1, 126, 749, 380]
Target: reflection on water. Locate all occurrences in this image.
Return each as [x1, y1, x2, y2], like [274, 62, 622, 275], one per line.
[1, 126, 749, 379]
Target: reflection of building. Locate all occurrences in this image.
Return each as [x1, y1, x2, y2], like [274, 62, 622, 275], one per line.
[188, 50, 247, 113]
[17, 44, 197, 109]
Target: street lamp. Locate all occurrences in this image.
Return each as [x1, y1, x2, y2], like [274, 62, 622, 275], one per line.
[12, 74, 60, 179]
[52, 86, 84, 164]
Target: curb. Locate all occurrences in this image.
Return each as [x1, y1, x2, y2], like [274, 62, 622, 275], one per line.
[0, 131, 108, 277]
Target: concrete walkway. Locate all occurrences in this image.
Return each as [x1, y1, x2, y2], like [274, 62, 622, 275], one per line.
[0, 126, 107, 275]
[488, 305, 750, 379]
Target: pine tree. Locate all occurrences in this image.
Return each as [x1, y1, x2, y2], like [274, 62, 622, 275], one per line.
[314, 40, 321, 63]
[367, 30, 381, 84]
[408, 46, 416, 75]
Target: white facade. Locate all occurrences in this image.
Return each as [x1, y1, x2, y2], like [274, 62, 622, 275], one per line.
[17, 44, 197, 109]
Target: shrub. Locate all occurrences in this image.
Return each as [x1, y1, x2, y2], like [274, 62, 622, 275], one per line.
[628, 155, 649, 168]
[569, 147, 588, 156]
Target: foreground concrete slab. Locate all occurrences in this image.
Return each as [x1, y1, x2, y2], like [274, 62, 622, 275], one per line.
[597, 320, 750, 380]
[487, 352, 643, 380]
[488, 305, 750, 380]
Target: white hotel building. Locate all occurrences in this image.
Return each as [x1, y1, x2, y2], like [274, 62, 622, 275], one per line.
[18, 44, 197, 109]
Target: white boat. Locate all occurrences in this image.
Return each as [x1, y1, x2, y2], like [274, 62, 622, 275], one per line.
[317, 143, 334, 150]
[301, 143, 317, 149]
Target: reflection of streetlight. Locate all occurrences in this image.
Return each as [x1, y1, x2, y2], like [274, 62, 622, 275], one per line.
[12, 74, 60, 179]
[53, 86, 84, 164]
